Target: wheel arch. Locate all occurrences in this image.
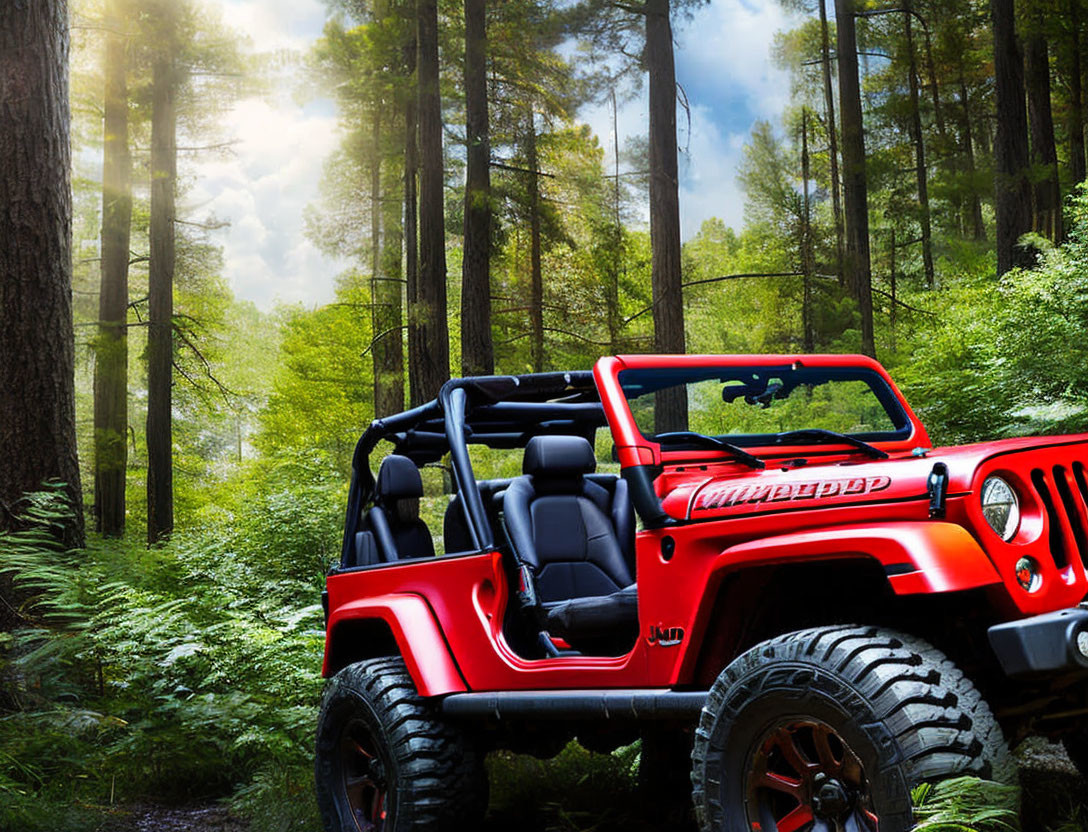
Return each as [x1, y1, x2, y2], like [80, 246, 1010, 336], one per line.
[681, 522, 1006, 687]
[323, 593, 467, 696]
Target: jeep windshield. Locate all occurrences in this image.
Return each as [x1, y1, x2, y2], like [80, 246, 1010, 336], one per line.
[617, 363, 912, 451]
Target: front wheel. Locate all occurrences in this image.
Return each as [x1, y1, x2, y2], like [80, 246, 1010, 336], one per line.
[314, 657, 487, 832]
[690, 625, 1015, 832]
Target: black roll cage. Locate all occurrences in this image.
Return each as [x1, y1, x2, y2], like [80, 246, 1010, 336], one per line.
[339, 371, 605, 565]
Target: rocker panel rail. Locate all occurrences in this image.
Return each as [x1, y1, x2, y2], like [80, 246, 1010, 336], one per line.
[438, 689, 708, 720]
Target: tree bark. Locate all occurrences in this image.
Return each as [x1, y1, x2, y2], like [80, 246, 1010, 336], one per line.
[958, 66, 986, 240]
[95, 0, 131, 537]
[646, 0, 687, 432]
[991, 0, 1034, 274]
[1025, 32, 1062, 241]
[921, 24, 947, 143]
[461, 0, 493, 376]
[801, 110, 816, 353]
[403, 29, 424, 408]
[147, 36, 177, 545]
[1070, 0, 1087, 186]
[0, 0, 84, 548]
[369, 109, 403, 418]
[379, 139, 406, 416]
[526, 113, 544, 373]
[819, 0, 845, 280]
[889, 226, 897, 348]
[834, 0, 875, 358]
[905, 8, 935, 287]
[608, 89, 622, 352]
[416, 0, 450, 400]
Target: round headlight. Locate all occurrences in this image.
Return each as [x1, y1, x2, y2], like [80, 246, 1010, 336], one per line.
[981, 476, 1020, 541]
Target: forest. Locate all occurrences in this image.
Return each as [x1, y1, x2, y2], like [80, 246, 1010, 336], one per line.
[6, 0, 1088, 829]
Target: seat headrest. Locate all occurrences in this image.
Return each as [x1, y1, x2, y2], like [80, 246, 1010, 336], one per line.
[523, 435, 596, 478]
[376, 454, 423, 501]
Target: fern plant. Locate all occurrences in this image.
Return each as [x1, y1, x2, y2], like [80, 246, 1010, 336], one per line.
[911, 777, 1022, 832]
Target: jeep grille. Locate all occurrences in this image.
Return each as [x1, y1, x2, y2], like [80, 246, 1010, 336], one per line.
[1031, 463, 1088, 571]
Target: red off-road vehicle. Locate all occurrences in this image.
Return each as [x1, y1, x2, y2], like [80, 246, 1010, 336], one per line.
[316, 354, 1088, 832]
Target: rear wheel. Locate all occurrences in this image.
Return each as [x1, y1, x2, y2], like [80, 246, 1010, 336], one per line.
[315, 657, 487, 832]
[691, 625, 1014, 832]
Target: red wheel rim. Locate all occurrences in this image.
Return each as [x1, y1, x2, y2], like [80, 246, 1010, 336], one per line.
[746, 719, 880, 832]
[340, 719, 389, 832]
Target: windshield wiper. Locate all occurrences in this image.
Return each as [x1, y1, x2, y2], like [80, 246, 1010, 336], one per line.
[773, 428, 889, 459]
[653, 431, 766, 469]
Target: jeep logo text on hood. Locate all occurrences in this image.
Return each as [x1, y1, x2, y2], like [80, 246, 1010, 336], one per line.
[693, 475, 892, 512]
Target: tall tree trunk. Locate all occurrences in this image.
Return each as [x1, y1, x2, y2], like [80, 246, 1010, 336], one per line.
[959, 66, 986, 240]
[905, 8, 935, 287]
[1025, 33, 1062, 241]
[416, 0, 450, 400]
[0, 0, 84, 550]
[992, 0, 1034, 274]
[147, 37, 177, 545]
[835, 0, 875, 358]
[646, 0, 687, 432]
[461, 0, 493, 376]
[1070, 0, 1087, 185]
[920, 24, 947, 143]
[380, 142, 406, 415]
[819, 0, 845, 280]
[526, 114, 544, 373]
[95, 0, 131, 537]
[369, 110, 403, 418]
[403, 30, 424, 408]
[801, 110, 816, 353]
[889, 226, 898, 349]
[608, 89, 622, 352]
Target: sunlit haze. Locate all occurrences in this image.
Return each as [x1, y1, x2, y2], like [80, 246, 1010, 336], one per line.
[187, 0, 798, 310]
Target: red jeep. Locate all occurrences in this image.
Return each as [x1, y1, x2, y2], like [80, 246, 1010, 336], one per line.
[316, 354, 1088, 832]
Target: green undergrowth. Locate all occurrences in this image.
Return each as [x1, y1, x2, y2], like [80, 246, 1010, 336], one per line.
[912, 777, 1021, 832]
[0, 485, 330, 832]
[1, 488, 1086, 832]
[484, 741, 643, 832]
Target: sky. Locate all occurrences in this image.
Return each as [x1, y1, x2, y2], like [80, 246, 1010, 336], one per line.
[188, 0, 800, 310]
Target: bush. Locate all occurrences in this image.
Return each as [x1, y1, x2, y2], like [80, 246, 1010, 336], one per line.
[0, 488, 325, 831]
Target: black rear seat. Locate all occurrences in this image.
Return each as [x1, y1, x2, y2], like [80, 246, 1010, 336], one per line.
[502, 435, 638, 651]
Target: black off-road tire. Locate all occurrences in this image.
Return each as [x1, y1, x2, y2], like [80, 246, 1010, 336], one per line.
[315, 657, 488, 832]
[691, 625, 1015, 832]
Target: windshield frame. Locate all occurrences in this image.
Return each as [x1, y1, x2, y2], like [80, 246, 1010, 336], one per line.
[595, 354, 929, 467]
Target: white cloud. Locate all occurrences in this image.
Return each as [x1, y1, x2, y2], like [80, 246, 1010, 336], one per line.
[675, 1, 800, 126]
[579, 1, 800, 240]
[218, 0, 329, 53]
[184, 94, 350, 309]
[679, 106, 747, 237]
[184, 0, 797, 309]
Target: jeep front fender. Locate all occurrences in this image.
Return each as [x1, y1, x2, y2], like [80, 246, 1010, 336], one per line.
[323, 593, 466, 696]
[717, 521, 1001, 594]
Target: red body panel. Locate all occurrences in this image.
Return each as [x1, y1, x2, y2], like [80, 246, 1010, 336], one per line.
[323, 590, 467, 696]
[324, 354, 1088, 695]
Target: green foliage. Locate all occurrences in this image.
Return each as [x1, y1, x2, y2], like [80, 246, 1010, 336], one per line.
[0, 489, 325, 832]
[255, 279, 375, 475]
[897, 187, 1088, 445]
[911, 777, 1021, 832]
[486, 740, 643, 832]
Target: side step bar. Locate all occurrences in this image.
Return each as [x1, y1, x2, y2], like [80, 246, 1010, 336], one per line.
[438, 689, 708, 721]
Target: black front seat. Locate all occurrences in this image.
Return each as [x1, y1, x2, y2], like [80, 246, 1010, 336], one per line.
[503, 435, 638, 651]
[369, 455, 434, 560]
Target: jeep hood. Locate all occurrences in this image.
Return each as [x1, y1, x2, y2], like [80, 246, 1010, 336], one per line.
[664, 433, 1088, 521]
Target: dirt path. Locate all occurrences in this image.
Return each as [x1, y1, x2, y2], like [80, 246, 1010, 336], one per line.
[89, 740, 1087, 832]
[100, 803, 248, 832]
